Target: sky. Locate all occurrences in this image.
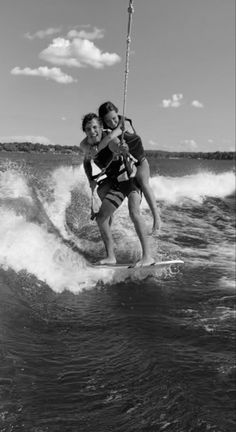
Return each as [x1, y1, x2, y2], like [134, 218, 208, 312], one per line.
[0, 0, 235, 151]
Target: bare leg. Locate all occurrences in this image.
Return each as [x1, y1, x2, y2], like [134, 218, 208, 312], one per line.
[136, 159, 161, 234]
[96, 198, 117, 264]
[128, 191, 154, 266]
[97, 181, 113, 226]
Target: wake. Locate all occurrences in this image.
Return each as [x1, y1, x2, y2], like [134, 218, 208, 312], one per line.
[150, 170, 235, 204]
[0, 166, 115, 292]
[0, 163, 234, 292]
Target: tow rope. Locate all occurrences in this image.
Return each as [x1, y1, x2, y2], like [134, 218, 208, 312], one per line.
[90, 0, 135, 219]
[119, 0, 135, 177]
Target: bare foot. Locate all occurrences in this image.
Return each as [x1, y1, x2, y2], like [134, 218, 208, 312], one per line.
[133, 257, 155, 268]
[97, 257, 117, 265]
[151, 215, 162, 235]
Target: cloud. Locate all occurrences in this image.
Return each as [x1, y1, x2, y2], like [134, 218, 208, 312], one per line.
[160, 95, 204, 109]
[180, 139, 198, 149]
[191, 100, 204, 108]
[11, 66, 76, 84]
[39, 37, 121, 69]
[24, 28, 61, 40]
[160, 94, 183, 108]
[67, 27, 105, 40]
[0, 136, 53, 145]
[148, 140, 159, 149]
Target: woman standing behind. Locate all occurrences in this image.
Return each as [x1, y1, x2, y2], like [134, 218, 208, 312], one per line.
[98, 101, 161, 234]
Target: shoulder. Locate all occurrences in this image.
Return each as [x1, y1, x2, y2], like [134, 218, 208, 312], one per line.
[80, 137, 90, 153]
[80, 137, 92, 161]
[124, 117, 136, 134]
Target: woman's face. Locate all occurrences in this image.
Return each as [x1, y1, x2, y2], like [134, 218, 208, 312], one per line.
[103, 110, 119, 130]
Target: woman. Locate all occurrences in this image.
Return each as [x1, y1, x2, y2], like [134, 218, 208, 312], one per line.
[97, 101, 161, 234]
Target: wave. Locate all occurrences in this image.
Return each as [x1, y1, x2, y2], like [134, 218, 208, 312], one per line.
[0, 164, 235, 292]
[150, 170, 235, 204]
[0, 167, 116, 292]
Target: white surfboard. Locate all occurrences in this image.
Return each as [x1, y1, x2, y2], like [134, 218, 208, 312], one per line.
[92, 259, 184, 270]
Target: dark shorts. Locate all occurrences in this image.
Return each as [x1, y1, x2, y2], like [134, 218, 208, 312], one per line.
[97, 177, 112, 202]
[102, 178, 141, 209]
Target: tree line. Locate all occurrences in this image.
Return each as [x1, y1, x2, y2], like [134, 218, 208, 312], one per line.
[145, 150, 235, 160]
[0, 141, 235, 160]
[0, 142, 81, 154]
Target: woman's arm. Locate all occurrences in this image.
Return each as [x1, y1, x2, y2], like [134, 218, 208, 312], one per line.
[97, 126, 122, 152]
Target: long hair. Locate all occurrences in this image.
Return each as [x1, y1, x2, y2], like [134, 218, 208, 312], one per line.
[98, 102, 118, 123]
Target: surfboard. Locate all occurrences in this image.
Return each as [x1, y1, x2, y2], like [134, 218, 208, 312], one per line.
[91, 259, 184, 270]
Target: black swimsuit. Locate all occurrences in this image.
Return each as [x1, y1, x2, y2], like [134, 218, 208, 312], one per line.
[122, 131, 146, 165]
[93, 142, 141, 209]
[116, 117, 146, 165]
[93, 146, 122, 179]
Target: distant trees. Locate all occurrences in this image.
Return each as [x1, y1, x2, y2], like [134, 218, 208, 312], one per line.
[145, 150, 235, 160]
[0, 142, 82, 154]
[0, 142, 235, 160]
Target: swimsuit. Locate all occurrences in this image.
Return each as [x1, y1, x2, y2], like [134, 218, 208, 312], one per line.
[99, 177, 141, 209]
[85, 131, 142, 211]
[116, 116, 146, 166]
[122, 131, 146, 165]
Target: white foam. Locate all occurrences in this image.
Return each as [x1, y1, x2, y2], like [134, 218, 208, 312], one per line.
[0, 208, 114, 293]
[218, 277, 236, 291]
[0, 164, 234, 292]
[0, 170, 31, 200]
[0, 168, 115, 292]
[42, 165, 89, 235]
[149, 171, 235, 204]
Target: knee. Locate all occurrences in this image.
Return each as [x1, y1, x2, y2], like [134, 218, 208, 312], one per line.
[96, 210, 105, 226]
[129, 207, 140, 222]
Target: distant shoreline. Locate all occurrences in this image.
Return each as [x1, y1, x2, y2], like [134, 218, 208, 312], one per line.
[0, 142, 235, 160]
[145, 150, 235, 160]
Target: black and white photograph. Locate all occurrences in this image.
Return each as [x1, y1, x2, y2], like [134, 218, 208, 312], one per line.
[0, 1, 235, 431]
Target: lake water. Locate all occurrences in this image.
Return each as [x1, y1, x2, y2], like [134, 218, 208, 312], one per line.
[0, 152, 235, 431]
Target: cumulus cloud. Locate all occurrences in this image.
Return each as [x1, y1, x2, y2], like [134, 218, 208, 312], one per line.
[160, 94, 184, 108]
[39, 37, 121, 69]
[11, 66, 76, 84]
[67, 27, 105, 40]
[180, 139, 198, 149]
[0, 136, 53, 145]
[160, 94, 204, 109]
[191, 100, 204, 108]
[24, 28, 61, 40]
